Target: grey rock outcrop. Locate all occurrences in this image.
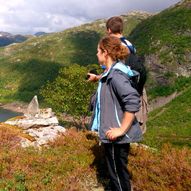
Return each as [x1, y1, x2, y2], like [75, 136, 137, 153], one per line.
[5, 116, 59, 130]
[5, 96, 66, 148]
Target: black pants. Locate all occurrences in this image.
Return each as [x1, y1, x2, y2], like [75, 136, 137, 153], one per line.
[104, 143, 131, 191]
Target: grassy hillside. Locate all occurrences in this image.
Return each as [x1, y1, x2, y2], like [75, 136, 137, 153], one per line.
[130, 0, 191, 65]
[143, 85, 191, 148]
[0, 14, 148, 103]
[0, 1, 190, 103]
[129, 0, 191, 97]
[1, 1, 190, 103]
[0, 3, 191, 187]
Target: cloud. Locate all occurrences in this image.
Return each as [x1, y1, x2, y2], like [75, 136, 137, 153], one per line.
[0, 0, 180, 34]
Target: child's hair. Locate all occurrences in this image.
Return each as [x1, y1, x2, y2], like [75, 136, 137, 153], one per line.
[106, 16, 123, 34]
[99, 36, 129, 61]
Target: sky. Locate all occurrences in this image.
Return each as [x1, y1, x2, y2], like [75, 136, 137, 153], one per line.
[0, 0, 181, 35]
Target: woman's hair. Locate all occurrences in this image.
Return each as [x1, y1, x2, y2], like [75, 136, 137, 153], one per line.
[99, 36, 129, 61]
[106, 16, 123, 34]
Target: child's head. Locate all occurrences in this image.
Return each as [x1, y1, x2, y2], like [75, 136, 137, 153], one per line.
[106, 16, 123, 34]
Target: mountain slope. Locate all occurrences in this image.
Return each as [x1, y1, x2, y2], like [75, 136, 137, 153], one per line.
[129, 0, 191, 96]
[0, 0, 190, 103]
[143, 85, 191, 148]
[0, 32, 28, 47]
[0, 1, 190, 149]
[0, 13, 149, 102]
[130, 0, 191, 65]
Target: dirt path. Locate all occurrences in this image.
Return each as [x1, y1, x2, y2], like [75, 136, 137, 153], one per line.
[147, 91, 181, 112]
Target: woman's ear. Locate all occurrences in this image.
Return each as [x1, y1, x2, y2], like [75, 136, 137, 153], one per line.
[103, 50, 108, 59]
[104, 50, 110, 61]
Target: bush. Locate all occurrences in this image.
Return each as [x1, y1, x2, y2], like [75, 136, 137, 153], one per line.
[41, 64, 97, 128]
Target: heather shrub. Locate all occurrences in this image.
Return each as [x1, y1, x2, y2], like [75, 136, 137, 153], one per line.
[0, 123, 21, 150]
[0, 127, 99, 191]
[0, 125, 191, 191]
[129, 144, 191, 191]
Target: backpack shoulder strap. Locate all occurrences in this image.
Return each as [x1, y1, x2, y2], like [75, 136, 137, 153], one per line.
[120, 37, 136, 54]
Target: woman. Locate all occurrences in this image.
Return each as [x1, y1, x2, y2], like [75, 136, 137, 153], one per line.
[90, 36, 142, 191]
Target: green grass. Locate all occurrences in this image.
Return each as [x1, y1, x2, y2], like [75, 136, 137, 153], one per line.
[148, 76, 191, 99]
[0, 58, 61, 102]
[130, 4, 191, 59]
[143, 85, 191, 148]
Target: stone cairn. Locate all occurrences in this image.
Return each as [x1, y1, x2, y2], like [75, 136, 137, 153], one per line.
[5, 95, 66, 148]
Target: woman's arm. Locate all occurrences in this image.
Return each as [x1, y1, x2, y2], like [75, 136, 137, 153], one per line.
[111, 71, 140, 112]
[105, 71, 140, 141]
[105, 111, 135, 141]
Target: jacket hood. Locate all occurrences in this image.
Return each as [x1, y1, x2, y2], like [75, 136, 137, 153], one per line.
[105, 61, 139, 80]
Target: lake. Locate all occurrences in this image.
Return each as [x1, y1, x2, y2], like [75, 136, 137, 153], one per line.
[0, 107, 23, 122]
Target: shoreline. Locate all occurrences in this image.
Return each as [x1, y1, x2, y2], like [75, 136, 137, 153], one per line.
[0, 102, 28, 114]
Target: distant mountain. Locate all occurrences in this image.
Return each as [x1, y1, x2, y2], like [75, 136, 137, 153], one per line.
[34, 32, 48, 37]
[0, 32, 28, 47]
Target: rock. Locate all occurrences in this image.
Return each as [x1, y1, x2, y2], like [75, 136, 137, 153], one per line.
[5, 116, 59, 129]
[21, 125, 66, 147]
[25, 95, 40, 117]
[5, 95, 66, 148]
[148, 91, 179, 112]
[25, 125, 65, 138]
[20, 138, 35, 148]
[38, 108, 54, 118]
[131, 143, 157, 152]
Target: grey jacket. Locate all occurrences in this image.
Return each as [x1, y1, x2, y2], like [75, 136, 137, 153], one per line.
[90, 62, 142, 144]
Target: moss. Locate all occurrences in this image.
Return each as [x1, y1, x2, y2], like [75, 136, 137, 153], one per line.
[7, 115, 26, 121]
[0, 123, 35, 142]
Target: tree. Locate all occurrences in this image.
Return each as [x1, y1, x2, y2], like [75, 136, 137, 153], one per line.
[41, 64, 97, 128]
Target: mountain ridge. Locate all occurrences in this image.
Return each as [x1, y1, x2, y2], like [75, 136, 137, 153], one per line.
[0, 32, 28, 47]
[0, 0, 190, 102]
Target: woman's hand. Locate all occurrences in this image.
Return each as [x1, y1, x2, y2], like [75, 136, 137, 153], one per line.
[87, 73, 98, 82]
[105, 128, 125, 141]
[106, 112, 135, 141]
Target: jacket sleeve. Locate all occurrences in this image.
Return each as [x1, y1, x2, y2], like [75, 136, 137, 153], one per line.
[110, 71, 140, 113]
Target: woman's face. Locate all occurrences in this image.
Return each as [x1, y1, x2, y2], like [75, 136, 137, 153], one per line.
[96, 45, 106, 65]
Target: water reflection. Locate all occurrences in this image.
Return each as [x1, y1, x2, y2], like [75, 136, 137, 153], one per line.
[0, 107, 23, 122]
